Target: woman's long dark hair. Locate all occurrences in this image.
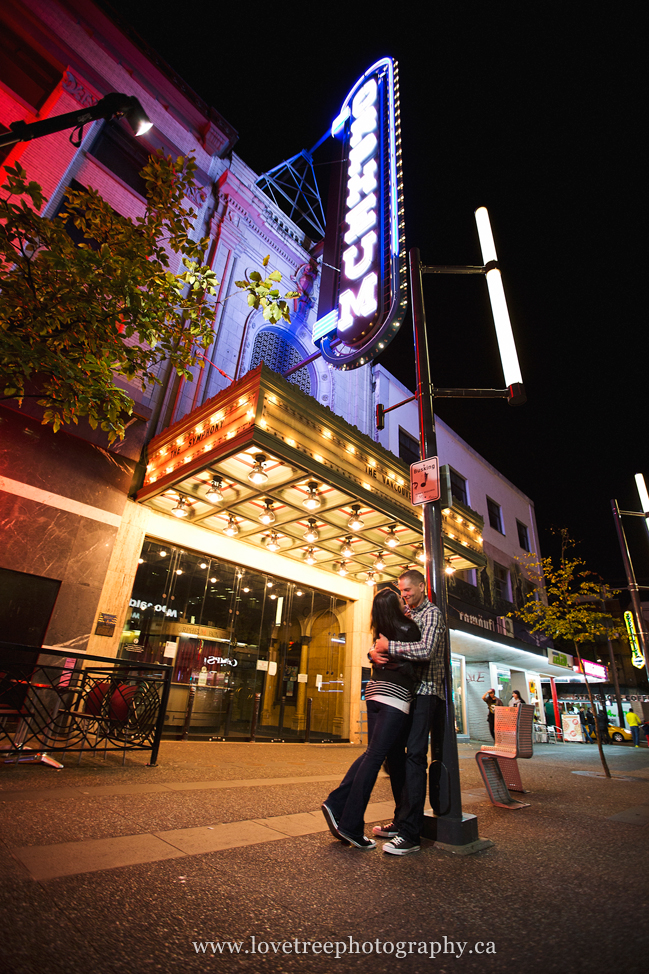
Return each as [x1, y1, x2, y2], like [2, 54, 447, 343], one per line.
[370, 587, 411, 641]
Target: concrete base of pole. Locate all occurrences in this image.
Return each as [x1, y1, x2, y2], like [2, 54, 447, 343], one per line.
[422, 810, 493, 853]
[434, 837, 495, 856]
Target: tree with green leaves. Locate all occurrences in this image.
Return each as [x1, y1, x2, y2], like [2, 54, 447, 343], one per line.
[513, 529, 626, 777]
[0, 153, 297, 442]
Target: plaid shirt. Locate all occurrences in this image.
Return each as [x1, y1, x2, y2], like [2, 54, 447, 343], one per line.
[387, 599, 446, 699]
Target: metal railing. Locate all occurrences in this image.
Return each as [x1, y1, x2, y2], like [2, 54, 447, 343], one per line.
[0, 642, 172, 766]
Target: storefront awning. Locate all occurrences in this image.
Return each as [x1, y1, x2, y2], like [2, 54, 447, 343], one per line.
[136, 364, 486, 584]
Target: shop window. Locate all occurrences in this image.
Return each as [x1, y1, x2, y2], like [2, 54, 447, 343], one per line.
[0, 20, 61, 111]
[487, 496, 504, 534]
[493, 562, 510, 602]
[517, 519, 530, 552]
[87, 119, 151, 197]
[250, 329, 311, 394]
[398, 427, 419, 465]
[118, 538, 350, 742]
[450, 469, 468, 506]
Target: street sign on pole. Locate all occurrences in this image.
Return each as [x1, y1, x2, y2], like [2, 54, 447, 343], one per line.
[410, 457, 440, 505]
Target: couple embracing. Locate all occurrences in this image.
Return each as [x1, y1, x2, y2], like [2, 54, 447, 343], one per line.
[322, 568, 445, 855]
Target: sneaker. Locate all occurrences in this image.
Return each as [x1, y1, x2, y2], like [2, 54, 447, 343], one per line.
[321, 802, 343, 840]
[337, 829, 376, 850]
[372, 821, 398, 838]
[383, 835, 420, 856]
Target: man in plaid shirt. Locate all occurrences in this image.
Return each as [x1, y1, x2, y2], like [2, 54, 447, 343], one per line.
[370, 568, 446, 855]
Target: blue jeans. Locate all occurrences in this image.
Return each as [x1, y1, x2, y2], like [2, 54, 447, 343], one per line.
[385, 693, 432, 844]
[631, 725, 640, 746]
[325, 700, 409, 840]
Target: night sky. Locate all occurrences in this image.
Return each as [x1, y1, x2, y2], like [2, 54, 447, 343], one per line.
[104, 1, 647, 595]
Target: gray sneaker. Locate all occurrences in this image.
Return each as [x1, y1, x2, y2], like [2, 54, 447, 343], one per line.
[383, 835, 420, 855]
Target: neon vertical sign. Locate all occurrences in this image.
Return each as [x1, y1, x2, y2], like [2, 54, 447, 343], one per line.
[314, 58, 407, 370]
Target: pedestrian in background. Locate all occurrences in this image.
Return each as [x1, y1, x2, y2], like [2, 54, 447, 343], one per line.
[510, 690, 525, 707]
[596, 709, 610, 745]
[579, 707, 592, 743]
[482, 688, 504, 740]
[626, 709, 642, 747]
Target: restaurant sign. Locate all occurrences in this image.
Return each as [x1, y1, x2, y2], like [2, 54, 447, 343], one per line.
[624, 610, 646, 669]
[313, 57, 407, 370]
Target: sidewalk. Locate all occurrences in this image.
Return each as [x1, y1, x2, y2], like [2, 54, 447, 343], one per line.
[1, 739, 648, 973]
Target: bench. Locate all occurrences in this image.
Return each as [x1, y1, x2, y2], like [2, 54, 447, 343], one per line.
[475, 704, 535, 809]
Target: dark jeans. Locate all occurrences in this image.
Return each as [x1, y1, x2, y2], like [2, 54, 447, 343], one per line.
[325, 700, 409, 840]
[385, 693, 432, 844]
[487, 711, 495, 740]
[631, 725, 640, 746]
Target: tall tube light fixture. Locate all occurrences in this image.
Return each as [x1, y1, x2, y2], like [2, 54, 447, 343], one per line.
[475, 207, 523, 390]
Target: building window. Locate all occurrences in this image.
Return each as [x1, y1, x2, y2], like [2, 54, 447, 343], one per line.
[455, 568, 476, 586]
[250, 329, 311, 394]
[398, 427, 419, 465]
[0, 20, 61, 111]
[493, 562, 510, 602]
[450, 469, 468, 506]
[487, 497, 504, 534]
[88, 120, 151, 197]
[517, 520, 530, 552]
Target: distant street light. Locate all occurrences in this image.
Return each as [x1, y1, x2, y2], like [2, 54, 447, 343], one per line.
[0, 93, 152, 149]
[635, 473, 649, 539]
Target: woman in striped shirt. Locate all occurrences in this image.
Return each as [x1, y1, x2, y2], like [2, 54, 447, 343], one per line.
[321, 587, 420, 849]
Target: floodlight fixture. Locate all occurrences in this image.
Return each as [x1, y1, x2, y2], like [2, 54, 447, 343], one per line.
[248, 454, 268, 485]
[303, 481, 322, 510]
[0, 92, 152, 149]
[348, 505, 365, 531]
[171, 497, 189, 518]
[206, 479, 224, 503]
[259, 500, 276, 525]
[303, 519, 319, 543]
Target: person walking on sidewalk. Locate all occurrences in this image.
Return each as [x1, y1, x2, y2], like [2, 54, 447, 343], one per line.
[482, 688, 504, 741]
[369, 569, 445, 857]
[321, 586, 421, 850]
[626, 709, 642, 747]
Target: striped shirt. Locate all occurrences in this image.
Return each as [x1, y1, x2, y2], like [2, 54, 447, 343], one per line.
[364, 681, 412, 714]
[386, 599, 446, 700]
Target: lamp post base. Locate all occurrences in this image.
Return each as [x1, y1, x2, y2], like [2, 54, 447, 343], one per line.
[422, 811, 493, 854]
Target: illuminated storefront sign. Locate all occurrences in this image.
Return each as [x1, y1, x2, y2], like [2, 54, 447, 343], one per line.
[314, 57, 407, 370]
[624, 610, 646, 669]
[548, 648, 573, 669]
[574, 658, 608, 681]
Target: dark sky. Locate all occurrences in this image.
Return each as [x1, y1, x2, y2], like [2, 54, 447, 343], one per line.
[104, 1, 648, 594]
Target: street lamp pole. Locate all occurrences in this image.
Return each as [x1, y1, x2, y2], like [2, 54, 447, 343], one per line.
[410, 248, 479, 848]
[405, 208, 525, 852]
